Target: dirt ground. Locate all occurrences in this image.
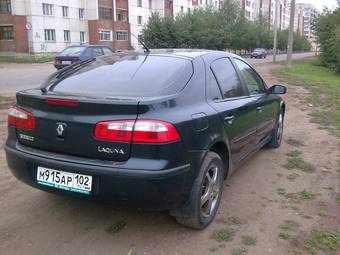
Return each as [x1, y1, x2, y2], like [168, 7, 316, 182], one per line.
[0, 62, 339, 255]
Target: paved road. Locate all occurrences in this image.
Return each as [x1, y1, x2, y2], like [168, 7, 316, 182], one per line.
[0, 52, 316, 94]
[245, 51, 316, 64]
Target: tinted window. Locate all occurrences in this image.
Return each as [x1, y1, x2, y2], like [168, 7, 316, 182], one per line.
[234, 59, 266, 95]
[92, 47, 103, 57]
[208, 70, 222, 100]
[59, 47, 85, 57]
[210, 58, 244, 99]
[103, 47, 114, 56]
[52, 55, 193, 97]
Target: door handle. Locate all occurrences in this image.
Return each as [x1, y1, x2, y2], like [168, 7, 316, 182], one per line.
[257, 106, 263, 113]
[224, 115, 235, 124]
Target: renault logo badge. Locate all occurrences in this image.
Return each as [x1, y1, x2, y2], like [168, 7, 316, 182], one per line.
[56, 123, 67, 138]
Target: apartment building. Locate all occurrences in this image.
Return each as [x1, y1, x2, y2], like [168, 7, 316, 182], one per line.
[0, 0, 198, 53]
[240, 0, 290, 30]
[295, 3, 319, 39]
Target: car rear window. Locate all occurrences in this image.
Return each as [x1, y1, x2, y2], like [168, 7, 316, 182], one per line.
[59, 47, 85, 57]
[51, 54, 193, 97]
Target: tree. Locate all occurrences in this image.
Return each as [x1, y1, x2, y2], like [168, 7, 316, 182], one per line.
[141, 0, 311, 54]
[315, 7, 340, 74]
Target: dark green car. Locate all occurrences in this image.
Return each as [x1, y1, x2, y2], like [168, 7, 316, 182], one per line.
[5, 50, 286, 229]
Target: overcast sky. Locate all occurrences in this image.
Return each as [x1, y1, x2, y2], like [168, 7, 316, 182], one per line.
[297, 0, 338, 11]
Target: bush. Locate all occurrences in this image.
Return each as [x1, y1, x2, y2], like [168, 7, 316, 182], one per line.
[315, 7, 340, 74]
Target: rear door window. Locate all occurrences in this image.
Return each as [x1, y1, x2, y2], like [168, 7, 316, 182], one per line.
[234, 58, 266, 95]
[103, 47, 114, 56]
[51, 55, 193, 97]
[210, 58, 245, 99]
[91, 47, 104, 57]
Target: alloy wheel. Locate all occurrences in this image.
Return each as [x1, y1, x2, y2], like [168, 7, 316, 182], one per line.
[200, 165, 220, 218]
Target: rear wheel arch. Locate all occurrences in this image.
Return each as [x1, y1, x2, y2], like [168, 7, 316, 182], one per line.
[208, 141, 230, 179]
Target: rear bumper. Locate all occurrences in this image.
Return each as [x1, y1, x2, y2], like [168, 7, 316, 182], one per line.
[5, 144, 199, 210]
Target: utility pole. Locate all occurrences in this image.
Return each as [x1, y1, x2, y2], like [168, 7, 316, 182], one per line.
[273, 0, 279, 63]
[287, 0, 296, 67]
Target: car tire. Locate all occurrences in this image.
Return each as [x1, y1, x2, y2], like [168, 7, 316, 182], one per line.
[267, 111, 284, 148]
[175, 152, 224, 229]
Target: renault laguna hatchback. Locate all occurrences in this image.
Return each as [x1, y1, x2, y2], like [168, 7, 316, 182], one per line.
[5, 51, 286, 229]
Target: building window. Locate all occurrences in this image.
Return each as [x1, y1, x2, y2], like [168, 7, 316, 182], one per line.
[116, 9, 127, 21]
[80, 31, 85, 43]
[99, 6, 112, 20]
[165, 0, 173, 9]
[99, 29, 112, 41]
[137, 16, 142, 25]
[79, 8, 84, 19]
[0, 26, 14, 40]
[116, 31, 128, 41]
[42, 3, 53, 16]
[137, 0, 142, 7]
[44, 29, 56, 42]
[0, 0, 11, 13]
[149, 0, 152, 9]
[62, 6, 68, 17]
[64, 30, 71, 42]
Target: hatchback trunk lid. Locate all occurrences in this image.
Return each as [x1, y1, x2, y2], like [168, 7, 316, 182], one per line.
[15, 90, 139, 162]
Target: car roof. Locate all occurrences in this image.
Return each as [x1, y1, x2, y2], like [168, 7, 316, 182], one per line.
[135, 49, 240, 60]
[65, 45, 109, 48]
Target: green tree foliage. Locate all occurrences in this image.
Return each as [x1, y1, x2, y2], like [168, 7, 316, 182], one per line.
[141, 0, 311, 53]
[315, 7, 340, 74]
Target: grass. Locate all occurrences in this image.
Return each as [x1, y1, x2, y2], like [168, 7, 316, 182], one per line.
[241, 235, 257, 246]
[283, 157, 316, 173]
[305, 229, 340, 254]
[106, 221, 127, 235]
[0, 55, 54, 63]
[227, 216, 242, 225]
[298, 190, 317, 200]
[213, 227, 237, 242]
[277, 188, 286, 195]
[272, 59, 340, 138]
[279, 220, 301, 241]
[286, 150, 302, 158]
[287, 138, 304, 147]
[337, 194, 340, 206]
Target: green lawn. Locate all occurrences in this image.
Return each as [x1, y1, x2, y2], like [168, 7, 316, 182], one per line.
[272, 59, 340, 138]
[0, 55, 54, 63]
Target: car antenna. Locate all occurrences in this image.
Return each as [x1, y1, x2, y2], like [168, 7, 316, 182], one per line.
[131, 32, 150, 53]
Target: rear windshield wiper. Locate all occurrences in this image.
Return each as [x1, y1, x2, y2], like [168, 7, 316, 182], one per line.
[40, 59, 96, 93]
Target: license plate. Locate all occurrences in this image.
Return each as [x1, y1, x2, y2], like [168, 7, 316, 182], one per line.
[62, 61, 72, 64]
[37, 166, 92, 195]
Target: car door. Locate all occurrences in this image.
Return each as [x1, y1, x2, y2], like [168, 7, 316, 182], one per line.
[207, 57, 258, 164]
[233, 58, 277, 145]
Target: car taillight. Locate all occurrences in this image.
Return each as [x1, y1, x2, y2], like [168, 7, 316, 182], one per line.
[8, 107, 35, 129]
[46, 98, 79, 106]
[71, 59, 80, 64]
[55, 59, 61, 65]
[94, 120, 180, 143]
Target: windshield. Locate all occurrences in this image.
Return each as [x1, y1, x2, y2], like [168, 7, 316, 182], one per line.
[51, 54, 194, 97]
[59, 47, 86, 57]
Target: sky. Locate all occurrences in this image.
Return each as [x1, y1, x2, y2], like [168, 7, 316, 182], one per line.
[297, 0, 338, 11]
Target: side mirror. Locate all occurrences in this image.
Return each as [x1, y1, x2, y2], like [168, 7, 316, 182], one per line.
[268, 85, 287, 95]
